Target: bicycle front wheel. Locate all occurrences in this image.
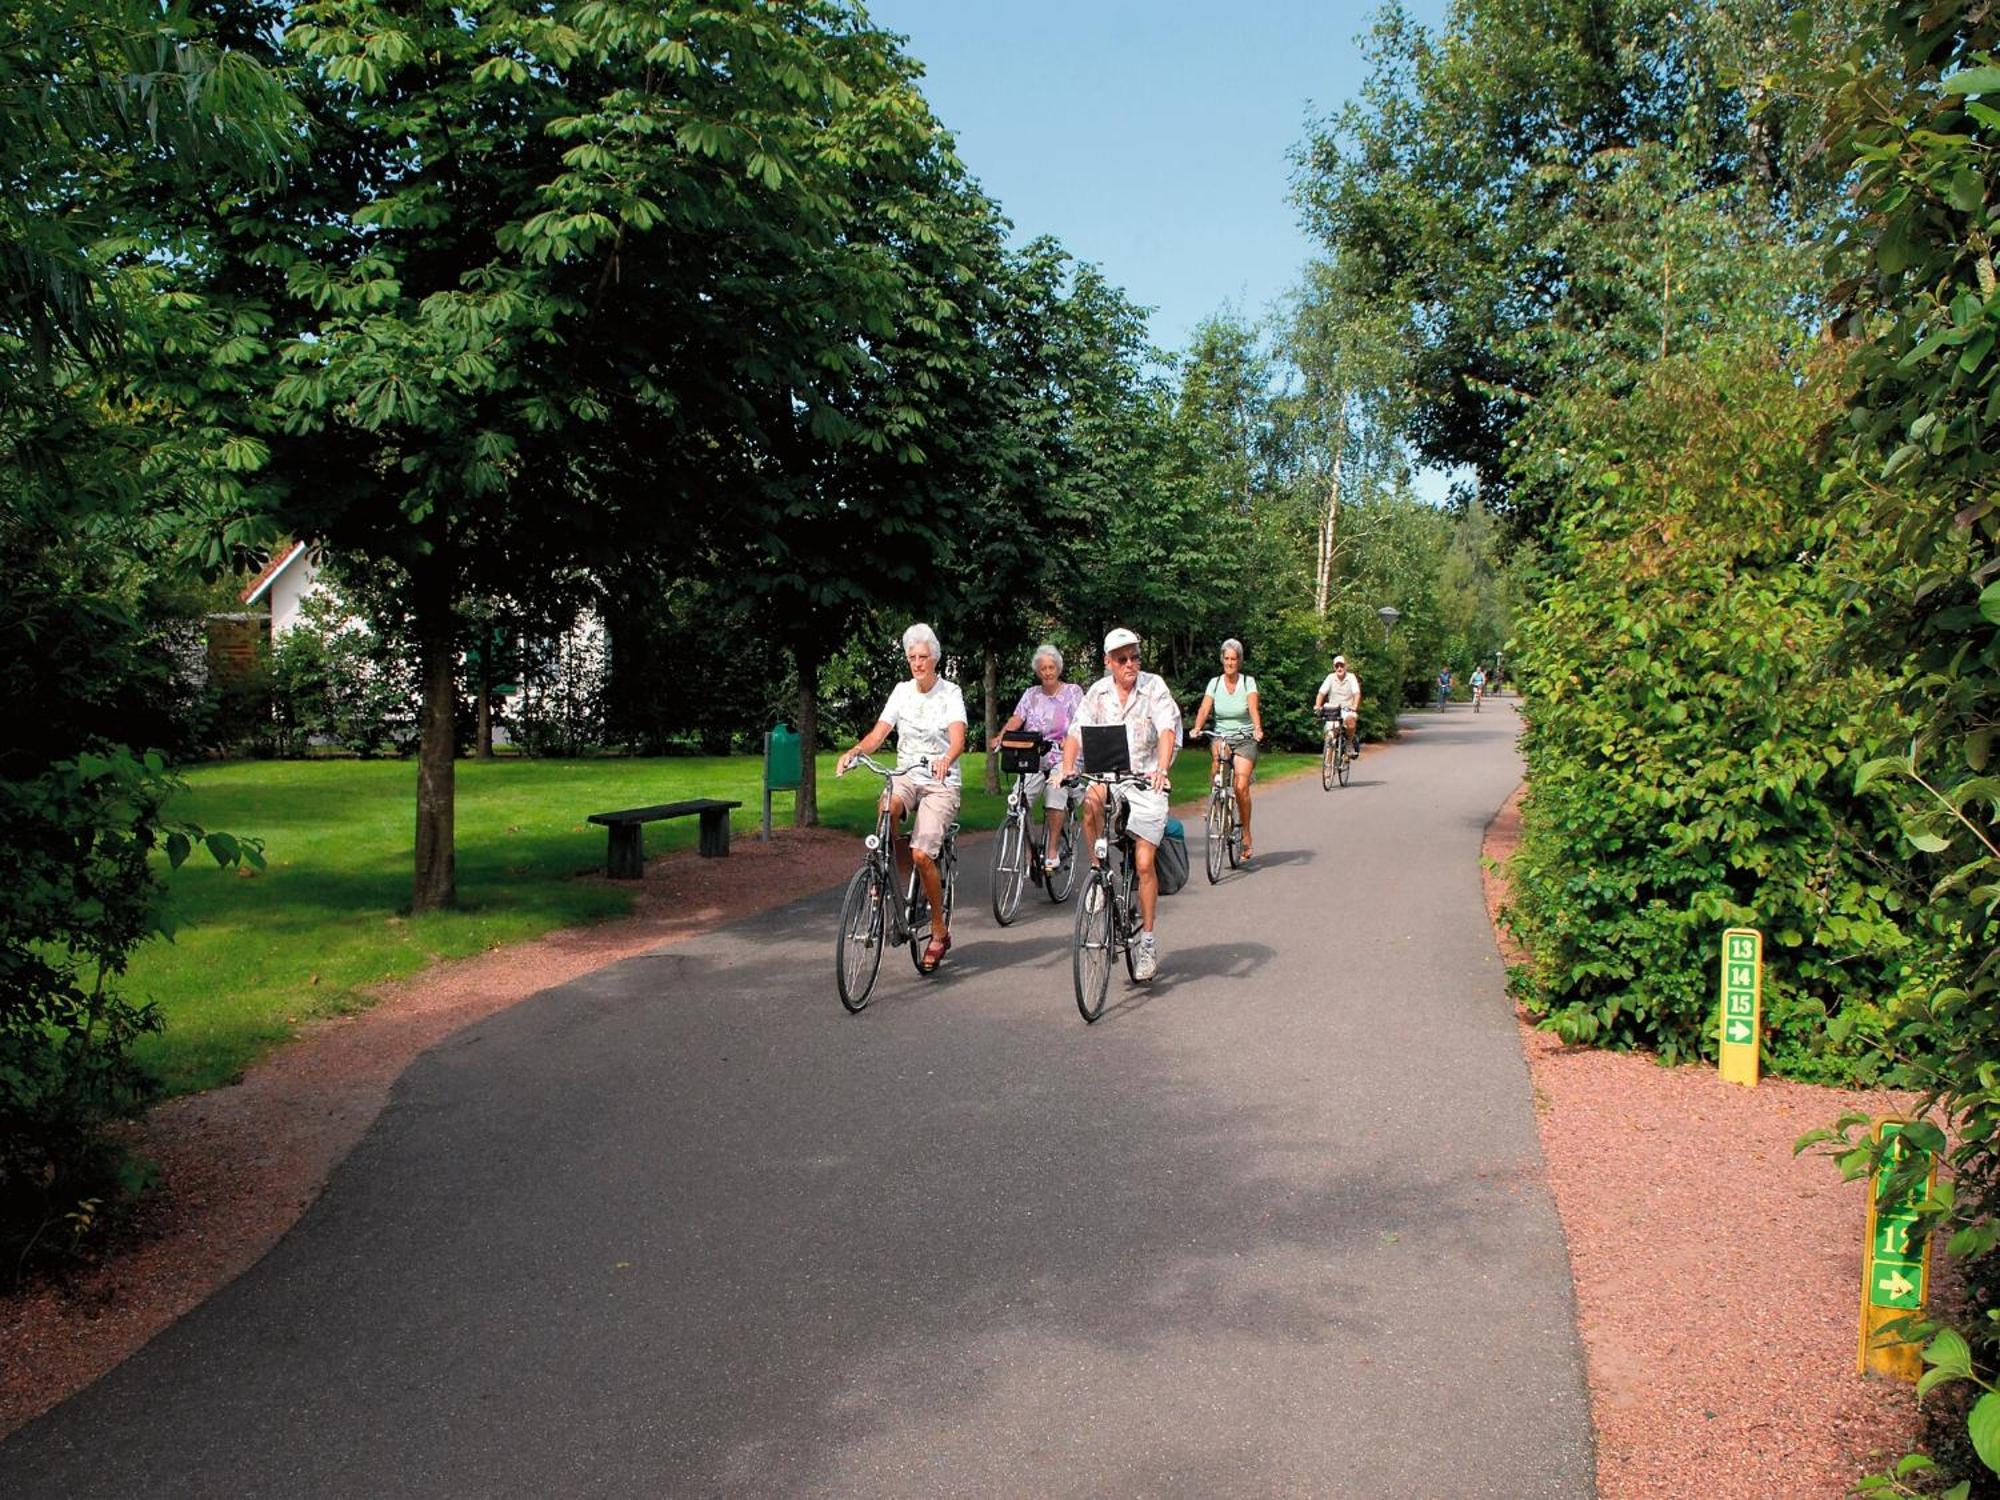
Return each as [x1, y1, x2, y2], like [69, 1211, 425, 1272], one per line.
[1073, 872, 1113, 1022]
[1321, 736, 1336, 791]
[835, 867, 886, 1012]
[991, 812, 1027, 926]
[1045, 815, 1078, 902]
[1204, 794, 1226, 883]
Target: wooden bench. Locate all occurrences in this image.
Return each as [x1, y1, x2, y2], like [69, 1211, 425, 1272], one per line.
[587, 798, 743, 878]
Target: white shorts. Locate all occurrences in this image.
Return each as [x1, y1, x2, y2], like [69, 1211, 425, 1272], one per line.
[1106, 783, 1168, 848]
[1021, 770, 1072, 813]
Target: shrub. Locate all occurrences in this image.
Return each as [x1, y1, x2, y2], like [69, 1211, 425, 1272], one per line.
[1506, 344, 1956, 1076]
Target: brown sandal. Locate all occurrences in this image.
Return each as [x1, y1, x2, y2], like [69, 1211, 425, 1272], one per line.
[920, 933, 951, 973]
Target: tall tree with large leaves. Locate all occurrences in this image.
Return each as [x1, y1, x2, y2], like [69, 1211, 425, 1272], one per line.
[253, 0, 946, 902]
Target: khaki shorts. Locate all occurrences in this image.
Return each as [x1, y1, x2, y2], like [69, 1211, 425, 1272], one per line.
[1105, 783, 1168, 848]
[1021, 770, 1073, 813]
[887, 774, 961, 857]
[1212, 735, 1259, 766]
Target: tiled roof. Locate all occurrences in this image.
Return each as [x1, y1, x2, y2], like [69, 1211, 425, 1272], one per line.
[240, 541, 309, 606]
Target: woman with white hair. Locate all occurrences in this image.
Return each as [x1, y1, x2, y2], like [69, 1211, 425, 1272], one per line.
[837, 623, 967, 972]
[999, 642, 1084, 875]
[1187, 637, 1265, 861]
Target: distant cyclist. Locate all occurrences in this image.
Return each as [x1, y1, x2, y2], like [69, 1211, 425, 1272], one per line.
[1436, 666, 1453, 710]
[1313, 656, 1361, 760]
[1188, 637, 1264, 861]
[1470, 665, 1487, 708]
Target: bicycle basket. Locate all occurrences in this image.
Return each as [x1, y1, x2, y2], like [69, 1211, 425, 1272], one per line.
[997, 731, 1048, 776]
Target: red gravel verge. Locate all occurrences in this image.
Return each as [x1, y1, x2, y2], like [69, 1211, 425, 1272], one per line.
[1484, 785, 1922, 1497]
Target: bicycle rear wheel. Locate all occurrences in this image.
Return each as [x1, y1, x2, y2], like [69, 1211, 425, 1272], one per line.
[991, 811, 1027, 925]
[1225, 797, 1241, 868]
[1337, 737, 1352, 787]
[1321, 736, 1335, 791]
[1204, 795, 1226, 883]
[1045, 814, 1078, 902]
[1073, 871, 1113, 1022]
[835, 867, 886, 1012]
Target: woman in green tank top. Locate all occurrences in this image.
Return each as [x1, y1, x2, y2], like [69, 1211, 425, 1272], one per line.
[1188, 638, 1266, 861]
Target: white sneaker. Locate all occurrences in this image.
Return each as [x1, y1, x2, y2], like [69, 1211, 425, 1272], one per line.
[1133, 933, 1159, 981]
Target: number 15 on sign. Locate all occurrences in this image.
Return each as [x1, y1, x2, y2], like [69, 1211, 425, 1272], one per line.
[1718, 927, 1762, 1087]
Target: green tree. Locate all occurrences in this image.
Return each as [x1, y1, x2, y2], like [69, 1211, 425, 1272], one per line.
[254, 0, 955, 897]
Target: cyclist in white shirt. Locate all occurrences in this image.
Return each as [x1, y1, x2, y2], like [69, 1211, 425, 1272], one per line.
[1313, 656, 1362, 760]
[1059, 627, 1178, 981]
[837, 622, 966, 971]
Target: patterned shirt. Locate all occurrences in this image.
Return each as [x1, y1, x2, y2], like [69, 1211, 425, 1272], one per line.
[1011, 682, 1084, 772]
[879, 677, 968, 786]
[1070, 670, 1180, 776]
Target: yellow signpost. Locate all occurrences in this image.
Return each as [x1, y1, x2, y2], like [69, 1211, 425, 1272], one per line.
[1859, 1119, 1935, 1381]
[1717, 927, 1762, 1087]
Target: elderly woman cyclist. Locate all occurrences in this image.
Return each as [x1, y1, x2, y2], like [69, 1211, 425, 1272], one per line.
[836, 623, 967, 972]
[1000, 643, 1084, 873]
[1187, 637, 1266, 861]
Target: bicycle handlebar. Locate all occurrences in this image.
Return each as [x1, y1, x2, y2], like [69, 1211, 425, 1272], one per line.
[1061, 769, 1170, 792]
[842, 753, 932, 780]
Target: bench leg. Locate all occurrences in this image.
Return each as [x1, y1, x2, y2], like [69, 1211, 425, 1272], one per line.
[699, 808, 731, 858]
[606, 824, 645, 879]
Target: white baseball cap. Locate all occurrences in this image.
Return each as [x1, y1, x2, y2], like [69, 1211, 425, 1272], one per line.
[1332, 655, 1347, 666]
[1103, 627, 1140, 654]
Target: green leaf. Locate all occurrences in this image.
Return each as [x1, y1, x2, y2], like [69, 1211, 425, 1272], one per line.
[1969, 1390, 2000, 1474]
[1980, 580, 2000, 626]
[1943, 67, 2000, 96]
[1927, 1327, 1974, 1378]
[1909, 830, 1950, 853]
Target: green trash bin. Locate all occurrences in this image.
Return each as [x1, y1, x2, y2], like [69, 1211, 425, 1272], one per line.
[762, 724, 801, 839]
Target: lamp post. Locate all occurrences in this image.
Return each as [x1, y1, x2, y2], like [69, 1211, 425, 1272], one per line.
[1376, 605, 1401, 644]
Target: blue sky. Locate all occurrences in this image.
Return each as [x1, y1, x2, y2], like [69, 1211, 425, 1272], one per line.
[862, 0, 1453, 356]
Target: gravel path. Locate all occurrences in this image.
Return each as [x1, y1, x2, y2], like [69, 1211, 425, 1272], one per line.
[1, 711, 1926, 1495]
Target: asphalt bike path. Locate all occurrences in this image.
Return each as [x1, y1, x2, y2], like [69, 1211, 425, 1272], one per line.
[1, 698, 1594, 1498]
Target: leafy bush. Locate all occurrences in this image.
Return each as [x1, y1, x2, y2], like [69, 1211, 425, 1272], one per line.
[1506, 344, 1956, 1076]
[269, 586, 420, 758]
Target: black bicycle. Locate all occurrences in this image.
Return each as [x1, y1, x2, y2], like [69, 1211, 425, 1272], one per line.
[990, 734, 1080, 925]
[1066, 769, 1161, 1022]
[834, 755, 959, 1012]
[1188, 728, 1253, 882]
[1319, 707, 1354, 790]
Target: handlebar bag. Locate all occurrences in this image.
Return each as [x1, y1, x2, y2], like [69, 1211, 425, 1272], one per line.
[997, 730, 1047, 776]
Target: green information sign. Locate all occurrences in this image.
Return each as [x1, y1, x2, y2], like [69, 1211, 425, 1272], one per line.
[1867, 1124, 1929, 1312]
[1718, 928, 1762, 1085]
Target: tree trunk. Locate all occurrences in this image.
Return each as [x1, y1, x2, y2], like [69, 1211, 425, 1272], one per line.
[982, 646, 1000, 795]
[794, 646, 819, 828]
[411, 528, 457, 912]
[1314, 446, 1344, 621]
[475, 649, 494, 759]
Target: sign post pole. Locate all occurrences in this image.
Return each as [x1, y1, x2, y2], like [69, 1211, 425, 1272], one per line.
[1718, 927, 1762, 1088]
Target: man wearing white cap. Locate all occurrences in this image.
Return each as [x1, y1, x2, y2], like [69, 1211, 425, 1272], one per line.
[1060, 627, 1179, 980]
[1313, 655, 1362, 761]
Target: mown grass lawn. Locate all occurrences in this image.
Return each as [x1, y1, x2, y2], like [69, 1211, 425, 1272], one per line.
[133, 749, 1315, 1096]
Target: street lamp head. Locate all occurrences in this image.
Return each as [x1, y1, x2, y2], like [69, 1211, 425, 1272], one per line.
[1376, 605, 1401, 643]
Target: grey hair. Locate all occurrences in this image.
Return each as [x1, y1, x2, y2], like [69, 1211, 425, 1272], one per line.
[902, 622, 942, 659]
[1220, 637, 1245, 661]
[1031, 642, 1064, 674]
